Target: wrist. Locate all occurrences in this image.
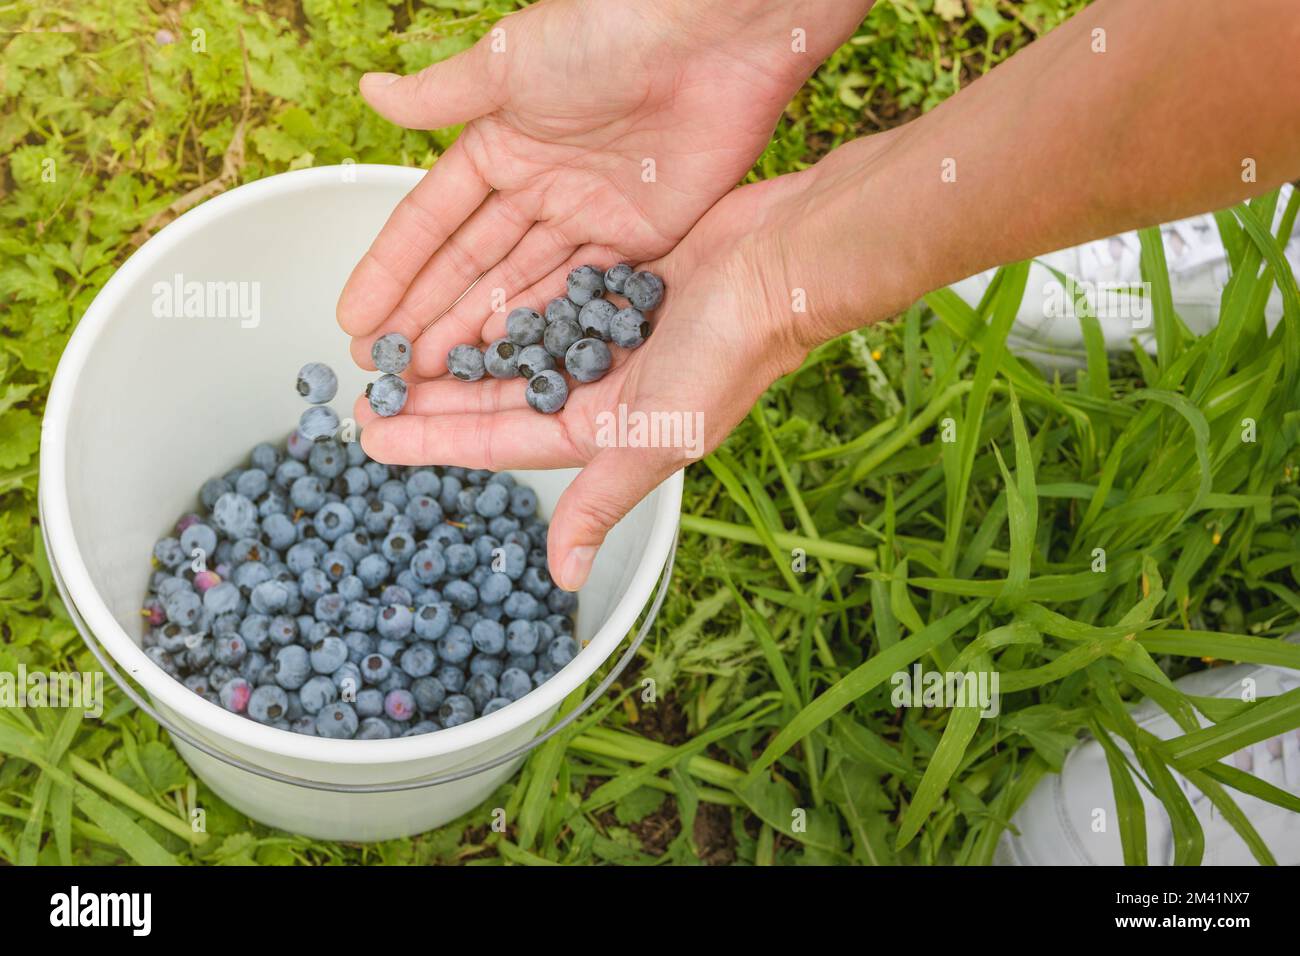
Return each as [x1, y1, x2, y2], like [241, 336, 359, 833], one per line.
[752, 124, 942, 359]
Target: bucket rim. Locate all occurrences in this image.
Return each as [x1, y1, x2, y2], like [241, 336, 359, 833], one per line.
[39, 164, 684, 766]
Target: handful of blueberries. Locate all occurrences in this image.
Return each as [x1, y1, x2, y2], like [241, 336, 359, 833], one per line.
[141, 364, 580, 740]
[449, 263, 663, 415]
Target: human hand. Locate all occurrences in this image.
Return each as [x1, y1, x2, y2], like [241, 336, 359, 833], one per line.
[336, 0, 875, 380]
[353, 173, 813, 591]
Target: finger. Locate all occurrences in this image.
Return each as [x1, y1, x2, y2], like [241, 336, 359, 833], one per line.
[405, 376, 532, 416]
[359, 35, 503, 130]
[547, 449, 683, 591]
[337, 140, 491, 338]
[359, 407, 584, 470]
[409, 226, 581, 378]
[351, 191, 542, 372]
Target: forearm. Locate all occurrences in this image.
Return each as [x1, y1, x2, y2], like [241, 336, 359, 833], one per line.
[775, 0, 1300, 345]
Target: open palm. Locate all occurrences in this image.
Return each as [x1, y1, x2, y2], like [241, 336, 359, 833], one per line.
[354, 177, 808, 588]
[336, 0, 868, 379]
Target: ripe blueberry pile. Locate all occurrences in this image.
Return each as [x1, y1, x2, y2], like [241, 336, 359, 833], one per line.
[448, 264, 663, 415]
[141, 364, 579, 739]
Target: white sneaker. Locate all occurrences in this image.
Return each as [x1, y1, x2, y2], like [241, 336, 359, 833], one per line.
[950, 185, 1300, 369]
[995, 661, 1300, 865]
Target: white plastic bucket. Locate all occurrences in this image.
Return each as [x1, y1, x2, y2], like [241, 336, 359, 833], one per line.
[39, 165, 683, 841]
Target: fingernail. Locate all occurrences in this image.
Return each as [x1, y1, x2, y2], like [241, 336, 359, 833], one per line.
[560, 546, 598, 591]
[362, 72, 401, 88]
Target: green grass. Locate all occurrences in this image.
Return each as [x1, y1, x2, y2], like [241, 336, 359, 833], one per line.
[21, 0, 1300, 868]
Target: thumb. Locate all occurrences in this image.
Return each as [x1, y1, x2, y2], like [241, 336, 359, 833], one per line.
[360, 37, 503, 130]
[547, 449, 683, 592]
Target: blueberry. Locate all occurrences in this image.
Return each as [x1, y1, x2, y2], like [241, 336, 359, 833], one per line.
[497, 542, 528, 579]
[355, 687, 385, 718]
[299, 405, 339, 443]
[506, 308, 547, 346]
[578, 298, 617, 341]
[179, 523, 217, 560]
[478, 572, 513, 605]
[376, 604, 413, 641]
[219, 677, 252, 713]
[248, 685, 289, 724]
[447, 344, 487, 382]
[299, 674, 339, 715]
[384, 688, 417, 721]
[405, 494, 442, 531]
[308, 440, 347, 479]
[610, 307, 649, 348]
[275, 459, 307, 487]
[380, 531, 413, 565]
[361, 653, 392, 685]
[623, 270, 664, 310]
[507, 653, 537, 673]
[526, 370, 568, 414]
[471, 619, 507, 655]
[475, 482, 509, 518]
[199, 477, 231, 510]
[439, 694, 476, 728]
[404, 720, 442, 736]
[274, 645, 312, 690]
[444, 542, 477, 576]
[566, 265, 606, 306]
[313, 501, 355, 542]
[436, 665, 467, 694]
[341, 466, 371, 496]
[437, 625, 473, 664]
[469, 654, 504, 678]
[547, 635, 579, 670]
[498, 667, 532, 701]
[603, 262, 633, 294]
[413, 602, 453, 641]
[548, 588, 579, 615]
[251, 442, 281, 475]
[356, 717, 392, 739]
[164, 590, 202, 628]
[344, 629, 376, 664]
[290, 475, 327, 513]
[545, 297, 579, 325]
[409, 547, 446, 585]
[543, 319, 582, 360]
[297, 362, 338, 404]
[316, 702, 359, 739]
[411, 675, 447, 713]
[506, 619, 539, 655]
[262, 513, 296, 550]
[516, 344, 555, 379]
[482, 697, 513, 716]
[333, 662, 362, 698]
[484, 338, 520, 378]
[564, 339, 612, 383]
[337, 530, 372, 563]
[267, 615, 298, 646]
[399, 642, 437, 678]
[367, 374, 408, 417]
[310, 636, 348, 674]
[212, 492, 259, 539]
[203, 581, 241, 616]
[509, 487, 538, 518]
[464, 672, 498, 712]
[212, 633, 247, 667]
[372, 333, 412, 375]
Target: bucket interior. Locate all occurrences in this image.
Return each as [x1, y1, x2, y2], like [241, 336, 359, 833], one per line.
[57, 168, 660, 670]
